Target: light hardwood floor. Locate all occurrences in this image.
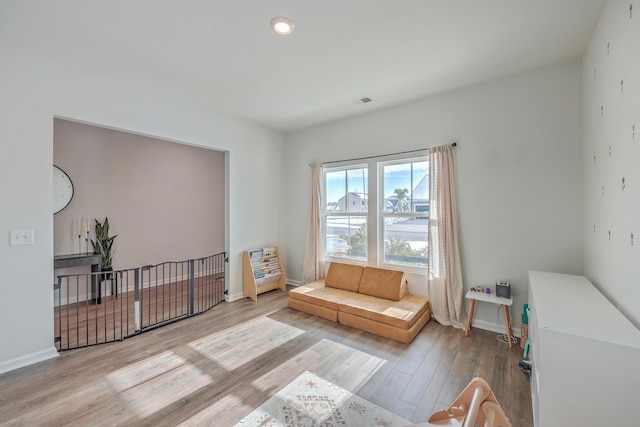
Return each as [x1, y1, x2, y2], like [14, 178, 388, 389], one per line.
[0, 287, 533, 426]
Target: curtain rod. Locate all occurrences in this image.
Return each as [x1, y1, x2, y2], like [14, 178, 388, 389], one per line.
[316, 142, 457, 166]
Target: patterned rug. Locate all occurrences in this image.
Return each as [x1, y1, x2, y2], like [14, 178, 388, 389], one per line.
[236, 371, 411, 427]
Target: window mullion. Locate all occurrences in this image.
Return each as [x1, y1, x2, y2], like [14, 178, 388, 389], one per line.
[367, 159, 377, 266]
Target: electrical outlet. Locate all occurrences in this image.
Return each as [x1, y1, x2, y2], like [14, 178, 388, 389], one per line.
[10, 229, 35, 245]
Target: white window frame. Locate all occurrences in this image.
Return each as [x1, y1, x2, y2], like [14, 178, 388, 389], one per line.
[322, 163, 369, 264]
[322, 152, 428, 274]
[378, 157, 429, 273]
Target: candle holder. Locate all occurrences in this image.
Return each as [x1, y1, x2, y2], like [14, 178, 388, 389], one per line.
[85, 231, 90, 254]
[78, 234, 81, 255]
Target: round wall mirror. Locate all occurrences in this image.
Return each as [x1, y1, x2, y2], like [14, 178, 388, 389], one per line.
[53, 165, 74, 214]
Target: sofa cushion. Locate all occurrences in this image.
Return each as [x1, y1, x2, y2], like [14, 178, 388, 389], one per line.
[338, 305, 431, 344]
[288, 280, 355, 311]
[338, 294, 429, 329]
[324, 262, 364, 293]
[357, 266, 407, 301]
[288, 298, 338, 322]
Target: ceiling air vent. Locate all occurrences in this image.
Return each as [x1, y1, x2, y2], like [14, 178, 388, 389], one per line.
[350, 96, 374, 106]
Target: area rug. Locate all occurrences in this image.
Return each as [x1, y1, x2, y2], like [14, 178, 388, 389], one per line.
[236, 371, 411, 427]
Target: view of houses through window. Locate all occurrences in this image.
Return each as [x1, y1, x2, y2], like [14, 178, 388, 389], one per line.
[381, 159, 428, 267]
[324, 156, 428, 269]
[325, 166, 369, 260]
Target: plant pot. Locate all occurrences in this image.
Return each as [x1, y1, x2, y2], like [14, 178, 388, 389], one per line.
[101, 267, 113, 281]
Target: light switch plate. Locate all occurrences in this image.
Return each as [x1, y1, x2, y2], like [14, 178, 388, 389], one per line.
[10, 229, 35, 245]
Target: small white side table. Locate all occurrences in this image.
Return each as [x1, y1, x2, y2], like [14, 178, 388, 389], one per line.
[464, 290, 513, 347]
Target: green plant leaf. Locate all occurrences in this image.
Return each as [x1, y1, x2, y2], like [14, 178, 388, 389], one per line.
[93, 217, 116, 269]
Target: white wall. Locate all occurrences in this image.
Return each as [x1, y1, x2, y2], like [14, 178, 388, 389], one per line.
[583, 1, 640, 328]
[282, 62, 584, 335]
[0, 37, 284, 373]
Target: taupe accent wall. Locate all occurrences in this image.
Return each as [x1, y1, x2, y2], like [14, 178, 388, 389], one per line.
[53, 118, 225, 270]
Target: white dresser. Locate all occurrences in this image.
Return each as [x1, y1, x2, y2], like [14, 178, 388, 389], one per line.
[528, 271, 640, 427]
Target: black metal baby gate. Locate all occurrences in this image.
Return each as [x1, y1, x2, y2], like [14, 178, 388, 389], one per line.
[53, 252, 226, 351]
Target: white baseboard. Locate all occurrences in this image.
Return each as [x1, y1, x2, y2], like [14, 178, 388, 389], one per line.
[0, 346, 59, 375]
[226, 291, 244, 302]
[227, 279, 301, 302]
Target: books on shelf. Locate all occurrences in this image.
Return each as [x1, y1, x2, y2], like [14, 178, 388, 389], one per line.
[250, 259, 279, 266]
[252, 266, 282, 276]
[243, 246, 286, 302]
[249, 249, 264, 259]
[248, 247, 282, 278]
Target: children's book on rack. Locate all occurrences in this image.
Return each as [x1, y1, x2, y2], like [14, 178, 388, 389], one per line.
[249, 248, 264, 259]
[243, 246, 286, 302]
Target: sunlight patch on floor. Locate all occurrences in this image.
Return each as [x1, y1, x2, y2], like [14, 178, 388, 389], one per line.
[106, 350, 212, 418]
[188, 316, 304, 371]
[249, 338, 387, 395]
[101, 316, 304, 421]
[107, 351, 192, 389]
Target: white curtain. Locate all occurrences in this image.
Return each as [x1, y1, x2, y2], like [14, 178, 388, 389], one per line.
[428, 144, 465, 329]
[302, 163, 325, 284]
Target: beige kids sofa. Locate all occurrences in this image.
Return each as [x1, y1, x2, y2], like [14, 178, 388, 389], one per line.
[288, 262, 431, 343]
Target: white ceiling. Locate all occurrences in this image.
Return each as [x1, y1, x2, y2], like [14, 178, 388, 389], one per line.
[1, 0, 606, 132]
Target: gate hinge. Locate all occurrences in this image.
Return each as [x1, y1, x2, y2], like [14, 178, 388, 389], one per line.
[53, 283, 60, 291]
[224, 289, 229, 295]
[225, 257, 229, 263]
[54, 336, 61, 343]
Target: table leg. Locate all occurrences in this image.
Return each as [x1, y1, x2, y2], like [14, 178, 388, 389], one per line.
[465, 299, 476, 336]
[502, 304, 512, 348]
[91, 262, 102, 304]
[91, 275, 102, 304]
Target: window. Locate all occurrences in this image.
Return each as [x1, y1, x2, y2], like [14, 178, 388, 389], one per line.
[324, 166, 368, 261]
[323, 154, 428, 271]
[380, 159, 428, 268]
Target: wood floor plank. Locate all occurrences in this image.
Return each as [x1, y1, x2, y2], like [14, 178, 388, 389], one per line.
[0, 287, 532, 426]
[411, 340, 459, 422]
[369, 368, 413, 410]
[398, 322, 449, 407]
[392, 397, 417, 421]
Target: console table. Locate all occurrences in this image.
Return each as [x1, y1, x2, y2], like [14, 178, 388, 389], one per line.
[54, 253, 103, 303]
[464, 289, 513, 347]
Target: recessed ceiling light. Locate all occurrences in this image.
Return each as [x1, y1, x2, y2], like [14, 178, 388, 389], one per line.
[271, 17, 294, 35]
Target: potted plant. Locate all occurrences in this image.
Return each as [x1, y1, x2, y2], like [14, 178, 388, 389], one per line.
[91, 217, 117, 277]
